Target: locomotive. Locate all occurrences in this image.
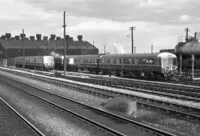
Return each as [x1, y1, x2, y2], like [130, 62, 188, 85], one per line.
[62, 52, 177, 79]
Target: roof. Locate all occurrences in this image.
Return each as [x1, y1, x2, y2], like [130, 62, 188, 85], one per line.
[0, 39, 98, 50]
[63, 54, 102, 59]
[157, 52, 176, 58]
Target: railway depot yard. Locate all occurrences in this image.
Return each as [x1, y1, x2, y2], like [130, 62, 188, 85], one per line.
[0, 66, 200, 136]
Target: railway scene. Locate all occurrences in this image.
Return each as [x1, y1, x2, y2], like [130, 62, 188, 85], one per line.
[0, 0, 200, 136]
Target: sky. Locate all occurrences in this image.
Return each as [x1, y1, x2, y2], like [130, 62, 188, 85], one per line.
[1, 0, 200, 54]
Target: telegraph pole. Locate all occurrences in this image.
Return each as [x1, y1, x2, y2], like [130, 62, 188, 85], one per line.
[63, 11, 67, 76]
[104, 45, 106, 54]
[130, 26, 136, 54]
[151, 45, 153, 53]
[22, 29, 25, 69]
[185, 27, 189, 42]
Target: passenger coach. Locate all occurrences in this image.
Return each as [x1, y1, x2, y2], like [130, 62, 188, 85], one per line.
[100, 52, 177, 79]
[14, 56, 55, 71]
[63, 52, 177, 79]
[64, 54, 102, 73]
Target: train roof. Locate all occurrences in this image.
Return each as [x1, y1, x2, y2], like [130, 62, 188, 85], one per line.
[63, 54, 102, 59]
[14, 55, 53, 58]
[157, 52, 176, 58]
[101, 52, 176, 59]
[101, 53, 160, 58]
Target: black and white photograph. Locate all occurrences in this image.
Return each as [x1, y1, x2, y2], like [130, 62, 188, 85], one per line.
[0, 0, 199, 136]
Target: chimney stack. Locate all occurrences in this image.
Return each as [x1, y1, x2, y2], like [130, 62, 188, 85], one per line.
[50, 34, 56, 40]
[15, 35, 20, 40]
[77, 35, 83, 41]
[5, 33, 11, 39]
[36, 34, 42, 40]
[20, 33, 26, 39]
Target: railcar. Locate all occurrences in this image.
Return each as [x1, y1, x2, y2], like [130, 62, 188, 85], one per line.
[14, 56, 55, 71]
[62, 52, 177, 79]
[64, 54, 102, 73]
[99, 52, 177, 79]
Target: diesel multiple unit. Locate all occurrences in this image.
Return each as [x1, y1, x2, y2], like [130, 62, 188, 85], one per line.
[13, 52, 177, 79]
[62, 52, 177, 79]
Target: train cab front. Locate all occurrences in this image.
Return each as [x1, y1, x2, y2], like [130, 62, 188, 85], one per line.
[158, 52, 178, 79]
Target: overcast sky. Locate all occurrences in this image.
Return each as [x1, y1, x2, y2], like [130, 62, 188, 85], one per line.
[1, 0, 200, 53]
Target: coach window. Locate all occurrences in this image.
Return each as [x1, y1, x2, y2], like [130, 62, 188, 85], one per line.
[115, 59, 119, 64]
[114, 59, 116, 64]
[134, 59, 139, 64]
[132, 59, 134, 64]
[154, 59, 161, 65]
[128, 59, 132, 64]
[110, 59, 114, 64]
[103, 59, 107, 64]
[123, 59, 125, 64]
[124, 59, 128, 64]
[118, 59, 120, 64]
[106, 59, 109, 64]
[126, 59, 130, 64]
[148, 59, 153, 65]
[142, 59, 147, 64]
[152, 59, 156, 65]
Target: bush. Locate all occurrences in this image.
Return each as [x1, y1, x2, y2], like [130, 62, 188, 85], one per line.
[54, 71, 62, 77]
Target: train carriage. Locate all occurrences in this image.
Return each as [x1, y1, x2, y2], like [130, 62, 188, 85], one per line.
[14, 56, 55, 71]
[100, 52, 177, 79]
[64, 54, 102, 73]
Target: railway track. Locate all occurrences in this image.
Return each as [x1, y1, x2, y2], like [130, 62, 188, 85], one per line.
[0, 98, 44, 136]
[1, 68, 200, 123]
[6, 67, 200, 102]
[60, 74, 200, 102]
[35, 74, 200, 122]
[0, 75, 176, 136]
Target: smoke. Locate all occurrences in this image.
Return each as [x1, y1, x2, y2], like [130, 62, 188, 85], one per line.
[113, 42, 127, 54]
[49, 51, 60, 57]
